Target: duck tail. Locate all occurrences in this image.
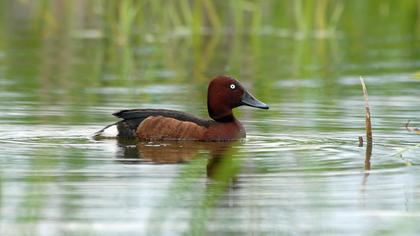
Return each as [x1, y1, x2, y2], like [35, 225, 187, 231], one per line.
[93, 122, 119, 139]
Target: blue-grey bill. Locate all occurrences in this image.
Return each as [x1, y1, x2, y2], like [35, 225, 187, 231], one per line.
[241, 90, 269, 109]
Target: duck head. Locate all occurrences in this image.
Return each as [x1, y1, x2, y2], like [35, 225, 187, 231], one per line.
[207, 76, 269, 122]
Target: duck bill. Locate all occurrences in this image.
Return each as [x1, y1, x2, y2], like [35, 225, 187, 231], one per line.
[241, 90, 269, 109]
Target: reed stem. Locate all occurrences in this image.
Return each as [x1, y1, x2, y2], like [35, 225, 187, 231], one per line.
[360, 76, 372, 144]
[360, 76, 372, 171]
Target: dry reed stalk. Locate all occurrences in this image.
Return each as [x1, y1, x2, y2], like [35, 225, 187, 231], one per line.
[360, 76, 372, 171]
[360, 76, 372, 144]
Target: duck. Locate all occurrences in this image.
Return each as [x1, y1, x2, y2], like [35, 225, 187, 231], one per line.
[95, 75, 269, 141]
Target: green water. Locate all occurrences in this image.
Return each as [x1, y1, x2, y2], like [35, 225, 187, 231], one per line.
[1, 1, 420, 235]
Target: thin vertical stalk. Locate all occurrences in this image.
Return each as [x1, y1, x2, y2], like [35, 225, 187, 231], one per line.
[360, 76, 372, 144]
[360, 76, 372, 171]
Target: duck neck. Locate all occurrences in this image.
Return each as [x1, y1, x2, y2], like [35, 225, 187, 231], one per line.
[213, 114, 235, 122]
[208, 106, 235, 122]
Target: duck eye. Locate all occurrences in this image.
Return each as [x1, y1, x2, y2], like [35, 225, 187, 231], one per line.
[230, 84, 236, 90]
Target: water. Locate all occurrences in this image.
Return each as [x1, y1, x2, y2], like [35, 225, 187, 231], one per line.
[1, 2, 420, 235]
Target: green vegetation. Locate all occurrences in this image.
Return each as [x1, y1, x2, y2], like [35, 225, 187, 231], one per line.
[1, 0, 418, 83]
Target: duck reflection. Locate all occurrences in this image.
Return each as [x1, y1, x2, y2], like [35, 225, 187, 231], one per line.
[116, 139, 240, 179]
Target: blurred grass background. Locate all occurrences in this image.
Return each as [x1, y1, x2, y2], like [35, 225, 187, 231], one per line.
[2, 0, 418, 81]
[0, 0, 419, 123]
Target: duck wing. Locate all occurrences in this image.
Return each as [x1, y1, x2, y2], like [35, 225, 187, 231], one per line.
[113, 109, 213, 138]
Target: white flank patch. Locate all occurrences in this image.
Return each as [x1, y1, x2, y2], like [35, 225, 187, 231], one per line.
[99, 124, 118, 137]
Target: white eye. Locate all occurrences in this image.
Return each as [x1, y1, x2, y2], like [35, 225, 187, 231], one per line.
[230, 84, 236, 90]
